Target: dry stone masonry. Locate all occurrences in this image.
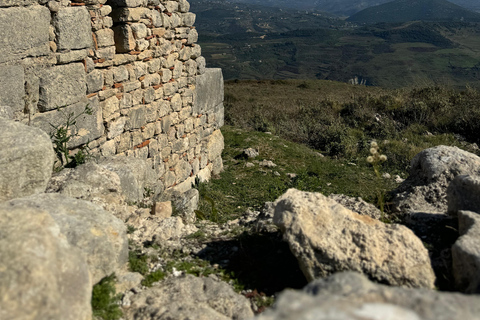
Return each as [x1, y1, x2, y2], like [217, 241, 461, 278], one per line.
[0, 0, 224, 194]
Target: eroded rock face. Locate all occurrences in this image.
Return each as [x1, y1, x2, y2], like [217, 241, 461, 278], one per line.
[125, 275, 254, 320]
[328, 194, 382, 220]
[0, 118, 55, 202]
[394, 146, 480, 214]
[98, 156, 161, 204]
[8, 193, 128, 285]
[452, 210, 480, 293]
[273, 189, 435, 288]
[254, 272, 480, 320]
[447, 175, 480, 216]
[0, 205, 91, 320]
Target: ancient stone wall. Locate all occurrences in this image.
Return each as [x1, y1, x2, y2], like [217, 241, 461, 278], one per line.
[0, 0, 224, 194]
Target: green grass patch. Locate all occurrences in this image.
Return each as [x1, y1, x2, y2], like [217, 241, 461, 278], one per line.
[91, 274, 122, 320]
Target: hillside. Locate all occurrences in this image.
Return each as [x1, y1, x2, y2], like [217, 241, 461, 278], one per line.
[223, 0, 480, 16]
[347, 0, 480, 24]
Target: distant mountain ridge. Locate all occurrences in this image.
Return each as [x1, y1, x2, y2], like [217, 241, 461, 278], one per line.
[225, 0, 480, 16]
[347, 0, 480, 24]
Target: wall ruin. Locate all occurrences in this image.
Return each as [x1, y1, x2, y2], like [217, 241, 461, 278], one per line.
[0, 0, 224, 194]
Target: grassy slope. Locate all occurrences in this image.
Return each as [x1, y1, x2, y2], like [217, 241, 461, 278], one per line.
[197, 79, 480, 221]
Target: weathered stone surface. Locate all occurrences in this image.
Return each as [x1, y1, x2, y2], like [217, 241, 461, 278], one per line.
[86, 69, 104, 94]
[0, 205, 92, 320]
[157, 188, 199, 223]
[0, 65, 24, 113]
[0, 119, 54, 202]
[0, 105, 13, 119]
[31, 96, 104, 149]
[447, 175, 480, 215]
[0, 0, 37, 6]
[452, 210, 480, 293]
[0, 6, 50, 63]
[37, 63, 87, 112]
[125, 275, 254, 320]
[273, 189, 435, 288]
[394, 146, 480, 214]
[53, 7, 92, 50]
[98, 156, 159, 203]
[206, 129, 224, 161]
[255, 272, 480, 320]
[56, 48, 89, 64]
[194, 68, 224, 115]
[95, 28, 115, 48]
[48, 161, 129, 217]
[108, 116, 127, 139]
[113, 24, 136, 53]
[328, 194, 382, 220]
[8, 193, 128, 285]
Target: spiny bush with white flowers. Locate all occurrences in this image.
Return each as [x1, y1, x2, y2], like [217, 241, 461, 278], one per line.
[367, 141, 388, 219]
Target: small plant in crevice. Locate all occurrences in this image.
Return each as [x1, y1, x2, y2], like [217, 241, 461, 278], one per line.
[366, 141, 388, 221]
[195, 195, 219, 222]
[91, 274, 122, 320]
[49, 104, 93, 169]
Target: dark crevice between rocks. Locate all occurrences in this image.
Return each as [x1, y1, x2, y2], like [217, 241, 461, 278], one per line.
[196, 231, 308, 296]
[404, 212, 459, 291]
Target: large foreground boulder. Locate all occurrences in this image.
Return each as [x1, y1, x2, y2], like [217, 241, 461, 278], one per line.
[255, 272, 480, 320]
[125, 275, 254, 320]
[394, 146, 480, 214]
[0, 118, 55, 202]
[452, 210, 480, 293]
[273, 189, 435, 288]
[8, 193, 128, 285]
[0, 205, 91, 320]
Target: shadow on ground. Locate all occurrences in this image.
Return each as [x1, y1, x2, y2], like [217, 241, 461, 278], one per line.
[197, 231, 307, 295]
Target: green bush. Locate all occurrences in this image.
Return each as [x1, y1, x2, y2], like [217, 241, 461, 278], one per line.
[91, 274, 122, 320]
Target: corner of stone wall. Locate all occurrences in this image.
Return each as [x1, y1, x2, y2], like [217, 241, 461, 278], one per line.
[0, 0, 224, 197]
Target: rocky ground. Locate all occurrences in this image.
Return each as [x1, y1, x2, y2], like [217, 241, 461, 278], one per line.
[3, 117, 480, 320]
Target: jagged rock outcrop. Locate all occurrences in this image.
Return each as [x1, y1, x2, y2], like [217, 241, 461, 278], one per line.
[452, 210, 480, 293]
[394, 146, 480, 214]
[447, 175, 480, 216]
[273, 189, 435, 288]
[124, 275, 254, 320]
[0, 205, 91, 320]
[328, 193, 382, 220]
[254, 272, 480, 320]
[0, 118, 55, 202]
[8, 193, 128, 285]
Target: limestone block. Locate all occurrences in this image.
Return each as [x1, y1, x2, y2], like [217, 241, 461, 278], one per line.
[131, 22, 148, 39]
[452, 210, 480, 293]
[54, 7, 92, 50]
[113, 66, 129, 83]
[56, 49, 89, 64]
[37, 63, 86, 112]
[206, 129, 224, 161]
[108, 117, 127, 139]
[113, 24, 136, 53]
[178, 0, 190, 12]
[194, 68, 224, 115]
[273, 189, 436, 288]
[182, 12, 196, 27]
[0, 65, 25, 113]
[187, 28, 198, 44]
[8, 193, 128, 285]
[0, 106, 13, 119]
[256, 272, 480, 320]
[109, 0, 147, 6]
[447, 175, 480, 215]
[0, 6, 50, 63]
[0, 206, 92, 320]
[31, 96, 104, 149]
[102, 95, 120, 120]
[125, 275, 253, 320]
[95, 46, 116, 60]
[95, 28, 115, 48]
[98, 156, 158, 203]
[125, 105, 146, 130]
[0, 119, 55, 202]
[112, 7, 147, 22]
[0, 0, 37, 6]
[86, 69, 104, 94]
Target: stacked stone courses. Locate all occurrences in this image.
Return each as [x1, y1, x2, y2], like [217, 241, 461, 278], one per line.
[0, 0, 224, 194]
